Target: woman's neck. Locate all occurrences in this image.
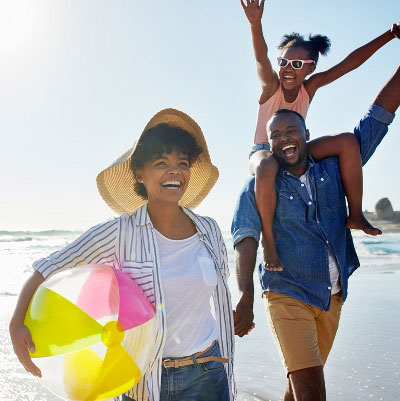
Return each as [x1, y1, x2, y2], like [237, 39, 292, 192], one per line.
[147, 201, 196, 240]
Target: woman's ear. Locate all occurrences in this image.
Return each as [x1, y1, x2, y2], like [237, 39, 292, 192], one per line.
[134, 169, 143, 183]
[305, 129, 310, 141]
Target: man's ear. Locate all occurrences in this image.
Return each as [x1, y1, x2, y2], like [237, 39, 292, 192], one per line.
[305, 129, 310, 141]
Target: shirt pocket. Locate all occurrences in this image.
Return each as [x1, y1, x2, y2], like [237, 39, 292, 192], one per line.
[121, 260, 155, 302]
[198, 256, 218, 287]
[277, 191, 305, 219]
[316, 172, 341, 211]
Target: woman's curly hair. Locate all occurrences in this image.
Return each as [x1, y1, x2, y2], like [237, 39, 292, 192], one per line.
[130, 123, 203, 199]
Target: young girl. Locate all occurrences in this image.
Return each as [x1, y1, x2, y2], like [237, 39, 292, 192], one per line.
[242, 0, 400, 270]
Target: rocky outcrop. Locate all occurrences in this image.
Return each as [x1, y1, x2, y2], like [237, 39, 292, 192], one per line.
[375, 198, 394, 220]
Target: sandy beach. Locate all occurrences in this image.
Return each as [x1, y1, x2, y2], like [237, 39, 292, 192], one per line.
[1, 231, 400, 400]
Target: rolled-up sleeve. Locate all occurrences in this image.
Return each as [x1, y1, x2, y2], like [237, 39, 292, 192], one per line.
[231, 177, 261, 248]
[354, 103, 395, 166]
[33, 218, 120, 278]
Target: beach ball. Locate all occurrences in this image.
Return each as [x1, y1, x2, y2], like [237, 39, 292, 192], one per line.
[24, 264, 157, 401]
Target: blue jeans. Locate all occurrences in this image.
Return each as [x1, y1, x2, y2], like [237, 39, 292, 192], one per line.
[121, 341, 229, 401]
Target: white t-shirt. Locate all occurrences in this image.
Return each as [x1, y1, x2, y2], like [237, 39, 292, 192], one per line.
[299, 173, 341, 294]
[155, 229, 218, 358]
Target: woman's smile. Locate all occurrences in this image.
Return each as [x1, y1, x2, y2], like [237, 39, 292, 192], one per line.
[137, 150, 191, 204]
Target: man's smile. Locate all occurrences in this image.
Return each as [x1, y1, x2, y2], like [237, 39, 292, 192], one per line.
[280, 143, 298, 159]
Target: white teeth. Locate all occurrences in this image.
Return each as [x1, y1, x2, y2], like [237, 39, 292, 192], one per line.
[282, 145, 295, 151]
[162, 180, 181, 187]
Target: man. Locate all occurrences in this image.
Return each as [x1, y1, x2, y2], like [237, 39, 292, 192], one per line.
[231, 65, 400, 401]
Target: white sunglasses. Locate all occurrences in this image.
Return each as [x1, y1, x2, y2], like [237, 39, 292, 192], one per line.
[277, 57, 315, 69]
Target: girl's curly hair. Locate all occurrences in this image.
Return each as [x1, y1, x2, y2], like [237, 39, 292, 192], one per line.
[278, 32, 331, 65]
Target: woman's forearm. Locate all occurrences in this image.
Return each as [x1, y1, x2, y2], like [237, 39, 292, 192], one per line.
[9, 271, 45, 328]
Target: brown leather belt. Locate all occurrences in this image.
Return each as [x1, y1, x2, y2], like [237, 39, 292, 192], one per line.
[162, 340, 228, 368]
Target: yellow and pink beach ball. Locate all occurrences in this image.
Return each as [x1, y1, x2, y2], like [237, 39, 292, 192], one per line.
[24, 264, 157, 401]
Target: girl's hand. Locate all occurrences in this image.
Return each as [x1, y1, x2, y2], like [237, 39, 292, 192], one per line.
[240, 0, 265, 27]
[391, 23, 400, 39]
[9, 322, 42, 377]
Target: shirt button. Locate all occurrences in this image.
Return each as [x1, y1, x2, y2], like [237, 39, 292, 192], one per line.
[301, 183, 305, 187]
[308, 201, 312, 205]
[290, 196, 293, 200]
[321, 178, 324, 182]
[328, 286, 332, 290]
[326, 240, 329, 244]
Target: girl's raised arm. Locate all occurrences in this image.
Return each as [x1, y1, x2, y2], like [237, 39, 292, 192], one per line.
[241, 0, 279, 103]
[306, 23, 400, 99]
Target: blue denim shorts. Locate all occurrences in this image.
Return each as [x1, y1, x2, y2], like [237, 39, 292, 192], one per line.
[121, 341, 229, 401]
[249, 143, 271, 159]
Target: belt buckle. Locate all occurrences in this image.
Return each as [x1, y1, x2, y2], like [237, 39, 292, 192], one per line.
[163, 359, 171, 368]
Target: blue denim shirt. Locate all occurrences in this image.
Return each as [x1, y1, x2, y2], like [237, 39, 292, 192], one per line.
[232, 104, 395, 311]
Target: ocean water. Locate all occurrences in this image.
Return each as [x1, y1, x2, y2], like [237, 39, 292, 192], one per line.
[1, 229, 400, 400]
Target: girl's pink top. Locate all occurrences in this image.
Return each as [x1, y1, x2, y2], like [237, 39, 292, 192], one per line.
[253, 83, 310, 144]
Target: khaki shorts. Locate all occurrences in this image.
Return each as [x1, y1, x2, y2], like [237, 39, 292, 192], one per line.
[264, 291, 343, 373]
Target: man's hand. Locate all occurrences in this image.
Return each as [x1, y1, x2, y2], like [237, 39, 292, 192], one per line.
[240, 0, 265, 27]
[391, 23, 400, 39]
[234, 292, 255, 337]
[9, 322, 41, 377]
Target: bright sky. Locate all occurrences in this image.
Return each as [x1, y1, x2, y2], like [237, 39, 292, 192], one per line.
[1, 0, 399, 231]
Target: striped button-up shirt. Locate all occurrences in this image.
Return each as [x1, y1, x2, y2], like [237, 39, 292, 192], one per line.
[34, 204, 236, 401]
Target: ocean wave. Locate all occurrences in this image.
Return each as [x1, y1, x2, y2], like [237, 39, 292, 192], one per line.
[0, 230, 81, 237]
[362, 243, 400, 254]
[0, 236, 33, 243]
[369, 250, 399, 256]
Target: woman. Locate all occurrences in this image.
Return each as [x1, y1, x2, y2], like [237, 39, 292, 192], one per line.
[9, 109, 236, 401]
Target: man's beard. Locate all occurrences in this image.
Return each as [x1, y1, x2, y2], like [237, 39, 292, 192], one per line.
[273, 150, 306, 170]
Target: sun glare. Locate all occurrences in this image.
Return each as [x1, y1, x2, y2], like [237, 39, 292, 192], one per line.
[0, 1, 35, 54]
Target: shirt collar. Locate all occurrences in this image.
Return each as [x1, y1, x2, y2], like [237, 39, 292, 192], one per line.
[133, 204, 208, 237]
[278, 155, 315, 178]
[134, 204, 151, 226]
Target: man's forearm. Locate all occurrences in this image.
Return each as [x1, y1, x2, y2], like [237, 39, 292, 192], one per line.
[235, 237, 258, 299]
[374, 64, 400, 114]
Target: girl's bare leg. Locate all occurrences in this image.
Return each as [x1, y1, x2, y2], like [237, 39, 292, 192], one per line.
[255, 153, 283, 270]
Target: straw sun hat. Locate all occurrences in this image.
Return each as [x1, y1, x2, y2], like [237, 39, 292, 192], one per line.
[96, 108, 219, 215]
